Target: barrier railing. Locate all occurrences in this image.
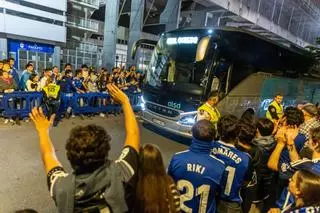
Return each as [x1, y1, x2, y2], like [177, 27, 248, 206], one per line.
[0, 92, 142, 118]
[72, 92, 121, 115]
[1, 92, 43, 118]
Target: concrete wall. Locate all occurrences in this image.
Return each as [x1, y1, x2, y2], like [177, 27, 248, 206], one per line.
[23, 0, 67, 12]
[0, 0, 67, 43]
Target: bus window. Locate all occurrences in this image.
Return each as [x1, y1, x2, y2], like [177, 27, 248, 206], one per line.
[229, 65, 255, 91]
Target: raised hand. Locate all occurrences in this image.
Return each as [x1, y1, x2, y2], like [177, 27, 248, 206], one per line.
[107, 83, 129, 104]
[29, 107, 55, 132]
[285, 126, 299, 145]
[275, 126, 287, 143]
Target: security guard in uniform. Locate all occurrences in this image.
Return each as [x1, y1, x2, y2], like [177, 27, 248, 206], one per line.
[197, 91, 220, 126]
[42, 78, 61, 126]
[266, 94, 284, 123]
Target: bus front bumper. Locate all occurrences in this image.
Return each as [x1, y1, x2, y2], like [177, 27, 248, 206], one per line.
[141, 110, 192, 138]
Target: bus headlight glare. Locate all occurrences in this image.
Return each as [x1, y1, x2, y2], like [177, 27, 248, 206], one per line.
[178, 116, 195, 126]
[178, 112, 197, 126]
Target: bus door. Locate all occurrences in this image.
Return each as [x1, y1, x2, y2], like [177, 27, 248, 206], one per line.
[209, 59, 233, 99]
[131, 39, 158, 60]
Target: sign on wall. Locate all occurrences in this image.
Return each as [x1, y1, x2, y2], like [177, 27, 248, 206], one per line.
[8, 39, 54, 54]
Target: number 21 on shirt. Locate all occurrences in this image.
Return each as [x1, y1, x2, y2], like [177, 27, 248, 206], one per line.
[177, 180, 210, 213]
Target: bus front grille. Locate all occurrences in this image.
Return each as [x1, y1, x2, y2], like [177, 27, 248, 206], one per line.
[146, 102, 180, 118]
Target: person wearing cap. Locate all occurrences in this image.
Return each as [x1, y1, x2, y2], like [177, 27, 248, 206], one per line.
[266, 94, 284, 123]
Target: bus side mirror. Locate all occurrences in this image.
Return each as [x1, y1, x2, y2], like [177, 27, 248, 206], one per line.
[196, 36, 210, 62]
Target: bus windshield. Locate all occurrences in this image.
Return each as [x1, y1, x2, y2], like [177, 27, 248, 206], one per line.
[146, 35, 208, 91]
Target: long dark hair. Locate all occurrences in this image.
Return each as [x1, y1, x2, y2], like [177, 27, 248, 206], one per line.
[296, 170, 320, 207]
[135, 144, 177, 213]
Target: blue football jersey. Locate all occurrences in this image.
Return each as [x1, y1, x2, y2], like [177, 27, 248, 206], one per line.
[168, 140, 226, 213]
[211, 141, 252, 203]
[278, 133, 307, 179]
[277, 159, 320, 211]
[73, 78, 84, 90]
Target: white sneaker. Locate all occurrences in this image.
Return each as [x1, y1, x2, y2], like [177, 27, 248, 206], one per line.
[24, 118, 30, 123]
[9, 119, 14, 123]
[99, 113, 105, 117]
[4, 119, 9, 124]
[71, 114, 76, 118]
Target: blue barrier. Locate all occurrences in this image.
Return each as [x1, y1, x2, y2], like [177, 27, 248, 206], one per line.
[59, 93, 74, 114]
[72, 92, 121, 115]
[2, 92, 43, 118]
[0, 91, 142, 118]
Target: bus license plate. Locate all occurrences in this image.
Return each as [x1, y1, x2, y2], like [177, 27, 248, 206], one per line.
[153, 118, 165, 126]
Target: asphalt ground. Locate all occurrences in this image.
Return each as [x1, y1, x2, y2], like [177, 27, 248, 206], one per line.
[0, 115, 188, 213]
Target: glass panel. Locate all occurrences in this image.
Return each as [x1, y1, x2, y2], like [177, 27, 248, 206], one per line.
[69, 50, 76, 56]
[19, 50, 27, 60]
[77, 57, 83, 65]
[38, 61, 45, 71]
[47, 62, 53, 68]
[19, 59, 28, 71]
[63, 55, 68, 63]
[84, 58, 91, 66]
[85, 53, 91, 58]
[28, 51, 37, 62]
[77, 51, 84, 57]
[38, 52, 45, 61]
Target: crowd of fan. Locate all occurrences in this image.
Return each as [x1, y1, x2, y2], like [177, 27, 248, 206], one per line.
[3, 58, 320, 213]
[13, 84, 320, 213]
[0, 58, 144, 125]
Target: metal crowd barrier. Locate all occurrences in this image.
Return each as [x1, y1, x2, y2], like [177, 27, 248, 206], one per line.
[0, 91, 142, 118]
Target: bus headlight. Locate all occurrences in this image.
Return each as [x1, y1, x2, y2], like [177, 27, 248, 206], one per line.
[178, 111, 197, 126]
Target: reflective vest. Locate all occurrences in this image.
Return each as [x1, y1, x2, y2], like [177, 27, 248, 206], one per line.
[43, 83, 60, 99]
[167, 59, 176, 82]
[266, 100, 283, 122]
[197, 103, 221, 125]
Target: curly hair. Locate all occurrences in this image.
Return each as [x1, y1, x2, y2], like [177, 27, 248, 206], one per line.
[66, 125, 111, 174]
[284, 106, 304, 126]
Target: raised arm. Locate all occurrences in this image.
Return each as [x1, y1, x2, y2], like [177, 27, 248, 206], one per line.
[267, 126, 287, 171]
[286, 127, 300, 162]
[107, 84, 140, 153]
[29, 107, 62, 174]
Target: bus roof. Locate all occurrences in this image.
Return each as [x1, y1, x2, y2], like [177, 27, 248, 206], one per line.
[165, 27, 312, 57]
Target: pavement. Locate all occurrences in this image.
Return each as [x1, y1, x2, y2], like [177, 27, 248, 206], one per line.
[0, 115, 188, 213]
